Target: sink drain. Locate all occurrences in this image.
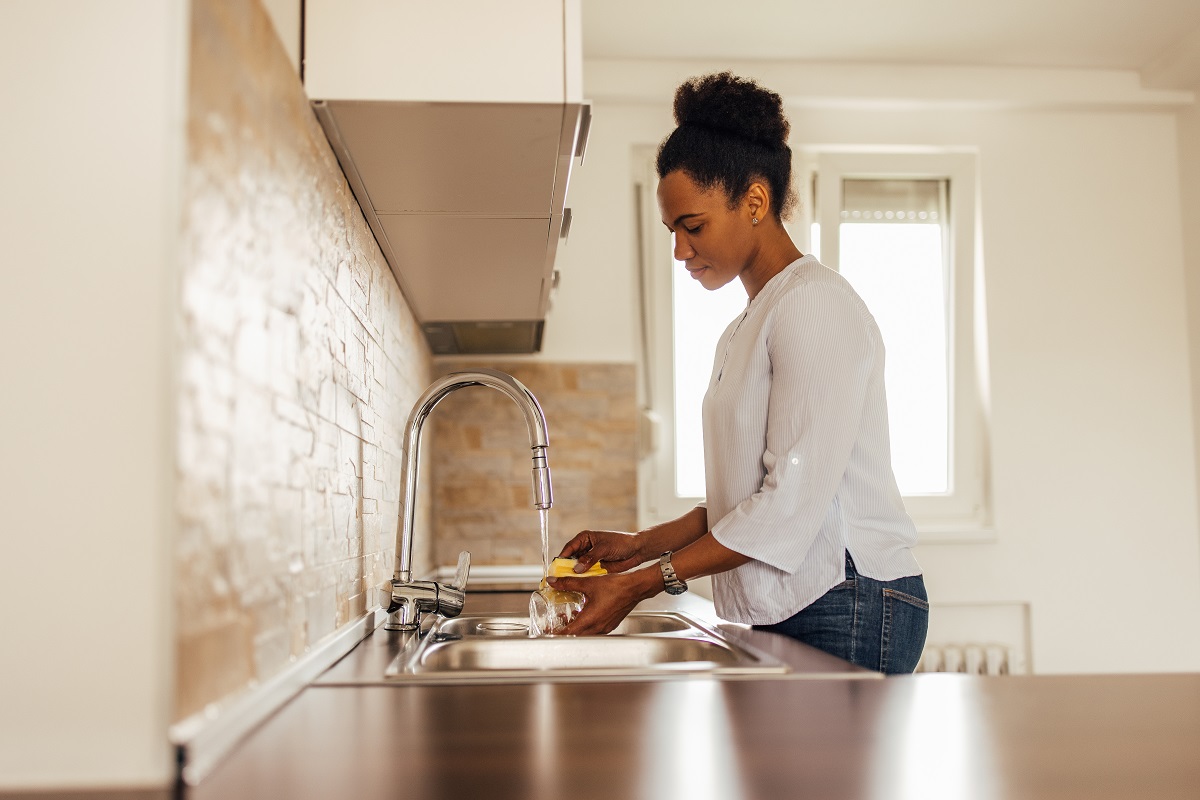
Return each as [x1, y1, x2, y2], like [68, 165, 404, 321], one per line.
[475, 621, 530, 636]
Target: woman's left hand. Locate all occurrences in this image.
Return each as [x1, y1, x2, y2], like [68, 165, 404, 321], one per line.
[548, 568, 660, 635]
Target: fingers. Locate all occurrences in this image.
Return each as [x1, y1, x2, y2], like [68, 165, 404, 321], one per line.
[546, 575, 629, 636]
[557, 530, 645, 577]
[546, 576, 592, 635]
[596, 556, 640, 575]
[557, 601, 617, 636]
[545, 575, 586, 594]
[573, 551, 600, 571]
[556, 531, 594, 559]
[559, 615, 609, 636]
[557, 531, 608, 571]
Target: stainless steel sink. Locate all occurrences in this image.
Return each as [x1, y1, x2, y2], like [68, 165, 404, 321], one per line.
[437, 611, 694, 638]
[384, 611, 789, 683]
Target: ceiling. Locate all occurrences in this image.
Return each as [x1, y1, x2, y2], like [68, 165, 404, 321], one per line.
[581, 0, 1200, 80]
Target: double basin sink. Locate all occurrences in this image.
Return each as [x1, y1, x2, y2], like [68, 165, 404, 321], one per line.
[385, 611, 790, 683]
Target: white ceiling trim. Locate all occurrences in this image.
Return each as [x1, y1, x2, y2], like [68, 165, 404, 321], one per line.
[583, 58, 1196, 111]
[1141, 24, 1200, 90]
[581, 1, 1200, 75]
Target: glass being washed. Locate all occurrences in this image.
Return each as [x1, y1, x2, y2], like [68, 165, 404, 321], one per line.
[528, 557, 607, 636]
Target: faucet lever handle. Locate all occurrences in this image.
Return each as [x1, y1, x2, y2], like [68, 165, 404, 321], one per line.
[451, 550, 472, 591]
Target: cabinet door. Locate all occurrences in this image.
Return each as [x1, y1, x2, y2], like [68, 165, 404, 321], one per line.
[305, 0, 573, 103]
[319, 101, 567, 215]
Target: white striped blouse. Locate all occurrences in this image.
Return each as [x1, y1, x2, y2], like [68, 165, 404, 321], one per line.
[703, 254, 922, 625]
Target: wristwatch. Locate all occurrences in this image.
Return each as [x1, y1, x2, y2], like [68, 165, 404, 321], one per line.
[658, 551, 688, 595]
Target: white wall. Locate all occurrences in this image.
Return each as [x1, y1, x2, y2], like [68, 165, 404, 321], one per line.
[531, 105, 657, 363]
[0, 0, 188, 788]
[554, 60, 1200, 673]
[1181, 99, 1200, 556]
[903, 105, 1198, 673]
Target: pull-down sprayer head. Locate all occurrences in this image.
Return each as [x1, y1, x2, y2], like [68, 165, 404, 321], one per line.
[532, 446, 553, 510]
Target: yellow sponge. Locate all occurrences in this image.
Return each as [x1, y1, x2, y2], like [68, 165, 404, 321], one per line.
[538, 558, 607, 593]
[547, 557, 607, 578]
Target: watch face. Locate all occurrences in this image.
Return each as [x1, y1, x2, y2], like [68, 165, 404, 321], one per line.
[664, 582, 687, 596]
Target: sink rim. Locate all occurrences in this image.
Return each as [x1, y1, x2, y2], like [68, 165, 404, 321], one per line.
[383, 610, 791, 684]
[415, 634, 744, 673]
[435, 610, 699, 639]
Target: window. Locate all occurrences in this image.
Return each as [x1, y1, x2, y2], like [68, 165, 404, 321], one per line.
[671, 262, 746, 497]
[636, 149, 989, 539]
[824, 177, 950, 495]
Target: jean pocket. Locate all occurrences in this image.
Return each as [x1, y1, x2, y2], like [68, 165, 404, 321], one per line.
[883, 588, 928, 611]
[880, 588, 929, 674]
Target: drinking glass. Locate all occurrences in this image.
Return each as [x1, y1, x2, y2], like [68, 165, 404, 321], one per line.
[528, 586, 585, 636]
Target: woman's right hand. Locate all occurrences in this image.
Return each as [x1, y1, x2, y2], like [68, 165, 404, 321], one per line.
[557, 529, 647, 575]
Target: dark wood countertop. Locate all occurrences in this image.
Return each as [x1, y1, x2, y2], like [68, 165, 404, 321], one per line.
[182, 593, 1200, 800]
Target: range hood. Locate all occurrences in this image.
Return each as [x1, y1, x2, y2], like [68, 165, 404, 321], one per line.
[312, 99, 590, 355]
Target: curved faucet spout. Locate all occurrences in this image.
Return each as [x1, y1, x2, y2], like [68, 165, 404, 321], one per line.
[390, 370, 553, 621]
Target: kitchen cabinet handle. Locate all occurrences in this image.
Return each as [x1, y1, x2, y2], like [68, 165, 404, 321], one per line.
[560, 208, 573, 241]
[574, 103, 592, 165]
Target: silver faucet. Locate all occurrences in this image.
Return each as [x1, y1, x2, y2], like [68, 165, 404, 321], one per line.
[382, 368, 554, 631]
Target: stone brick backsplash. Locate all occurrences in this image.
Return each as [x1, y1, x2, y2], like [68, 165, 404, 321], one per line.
[429, 362, 638, 569]
[174, 0, 431, 720]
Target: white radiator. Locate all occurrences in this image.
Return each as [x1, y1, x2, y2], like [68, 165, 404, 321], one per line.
[917, 643, 1013, 675]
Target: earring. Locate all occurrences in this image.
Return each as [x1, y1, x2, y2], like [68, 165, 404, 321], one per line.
[752, 217, 759, 225]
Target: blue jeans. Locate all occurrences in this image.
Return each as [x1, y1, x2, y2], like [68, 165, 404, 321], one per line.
[753, 552, 929, 674]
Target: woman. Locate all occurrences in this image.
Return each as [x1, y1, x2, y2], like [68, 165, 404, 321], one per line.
[548, 72, 928, 674]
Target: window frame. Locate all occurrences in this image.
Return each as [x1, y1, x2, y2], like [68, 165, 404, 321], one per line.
[636, 147, 703, 526]
[635, 148, 992, 541]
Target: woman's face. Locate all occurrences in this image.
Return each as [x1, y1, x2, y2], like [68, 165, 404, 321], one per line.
[657, 170, 757, 292]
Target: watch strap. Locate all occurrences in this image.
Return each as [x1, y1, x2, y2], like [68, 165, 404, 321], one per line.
[658, 551, 688, 594]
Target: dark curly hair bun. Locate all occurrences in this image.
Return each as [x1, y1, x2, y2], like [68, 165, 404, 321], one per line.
[673, 72, 789, 150]
[657, 72, 797, 220]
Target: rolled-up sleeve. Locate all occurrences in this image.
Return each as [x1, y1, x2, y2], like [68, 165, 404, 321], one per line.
[709, 281, 875, 574]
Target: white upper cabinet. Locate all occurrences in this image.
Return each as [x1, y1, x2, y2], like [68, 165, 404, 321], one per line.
[305, 0, 582, 104]
[304, 0, 588, 355]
